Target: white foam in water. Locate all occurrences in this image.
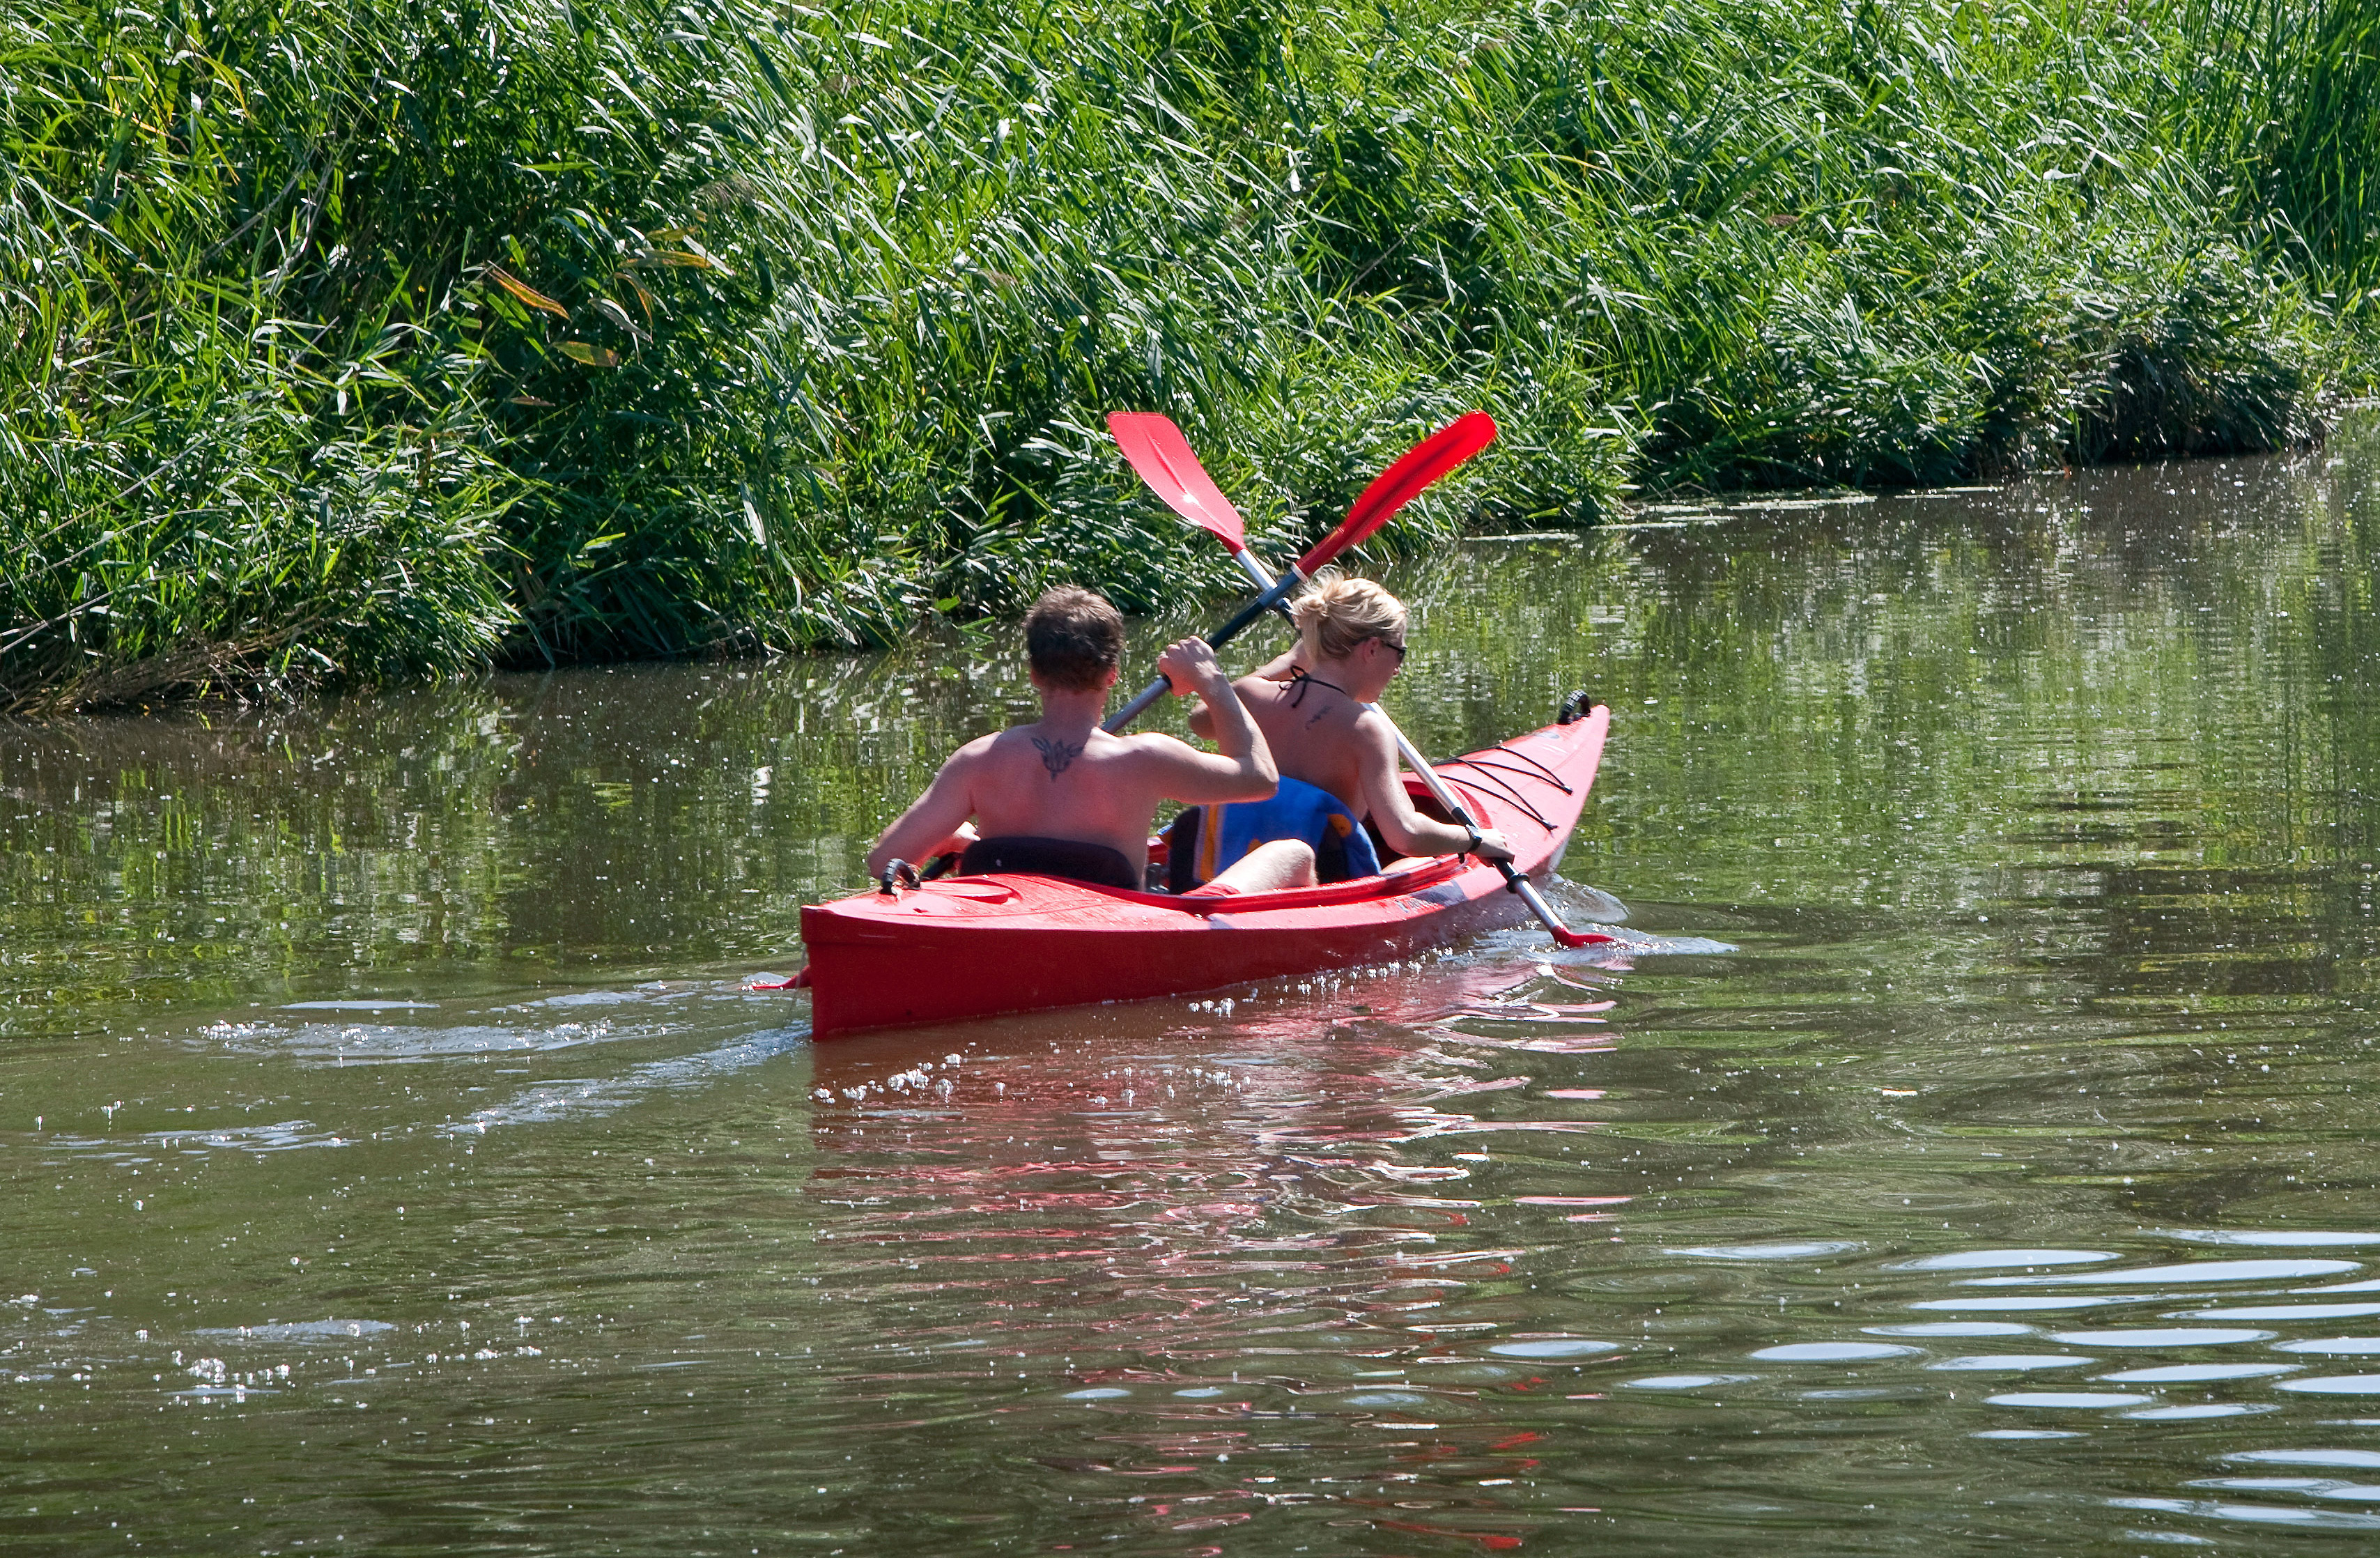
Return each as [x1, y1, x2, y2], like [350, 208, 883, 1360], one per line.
[137, 1120, 353, 1156]
[1623, 1373, 1760, 1390]
[2099, 1363, 2298, 1383]
[1988, 1391, 2156, 1408]
[1570, 931, 1738, 957]
[1486, 1338, 1621, 1359]
[2185, 1303, 2380, 1321]
[1670, 1240, 1862, 1261]
[1889, 1249, 2118, 1272]
[2227, 1449, 2380, 1470]
[2049, 1327, 2273, 1347]
[194, 1319, 395, 1343]
[1965, 1259, 2360, 1286]
[2164, 1230, 2380, 1248]
[2110, 1497, 2380, 1531]
[2189, 1474, 2380, 1498]
[2275, 1375, 2380, 1394]
[283, 1000, 440, 1010]
[1910, 1295, 2137, 1312]
[445, 1025, 809, 1133]
[280, 1020, 633, 1064]
[1749, 1341, 1918, 1362]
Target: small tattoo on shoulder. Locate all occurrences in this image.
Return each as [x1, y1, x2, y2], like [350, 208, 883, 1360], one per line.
[1032, 735, 1084, 779]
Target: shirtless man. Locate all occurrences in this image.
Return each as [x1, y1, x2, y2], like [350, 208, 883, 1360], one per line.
[1183, 571, 1513, 886]
[865, 585, 1313, 893]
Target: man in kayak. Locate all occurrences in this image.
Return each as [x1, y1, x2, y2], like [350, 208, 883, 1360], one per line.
[1177, 570, 1513, 888]
[864, 585, 1315, 893]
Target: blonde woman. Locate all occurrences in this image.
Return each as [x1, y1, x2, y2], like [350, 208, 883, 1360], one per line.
[1178, 572, 1515, 890]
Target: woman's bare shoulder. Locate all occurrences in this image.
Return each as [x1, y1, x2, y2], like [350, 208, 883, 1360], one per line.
[1349, 705, 1402, 748]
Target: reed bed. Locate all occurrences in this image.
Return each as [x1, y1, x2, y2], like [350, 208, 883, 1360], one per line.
[3, 0, 2374, 709]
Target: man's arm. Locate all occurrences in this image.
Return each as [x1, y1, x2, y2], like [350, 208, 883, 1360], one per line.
[1352, 716, 1514, 861]
[1145, 639, 1278, 803]
[864, 744, 982, 877]
[1187, 673, 1274, 742]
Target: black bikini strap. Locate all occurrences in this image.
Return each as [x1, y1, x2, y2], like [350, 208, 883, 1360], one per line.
[1286, 669, 1352, 709]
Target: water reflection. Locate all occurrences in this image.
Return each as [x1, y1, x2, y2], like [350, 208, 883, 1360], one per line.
[3, 421, 2380, 1551]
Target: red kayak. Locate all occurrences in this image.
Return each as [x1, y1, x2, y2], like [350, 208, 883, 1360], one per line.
[789, 698, 1612, 1038]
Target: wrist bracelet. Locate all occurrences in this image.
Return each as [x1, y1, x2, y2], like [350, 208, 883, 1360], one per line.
[1462, 824, 1483, 855]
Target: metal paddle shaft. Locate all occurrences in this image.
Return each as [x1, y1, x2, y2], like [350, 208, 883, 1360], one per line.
[1102, 574, 1299, 734]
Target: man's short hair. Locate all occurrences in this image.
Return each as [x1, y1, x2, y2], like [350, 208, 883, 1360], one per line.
[1023, 585, 1124, 693]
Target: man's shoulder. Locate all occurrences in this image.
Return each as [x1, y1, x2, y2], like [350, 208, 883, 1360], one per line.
[1105, 730, 1209, 769]
[1110, 728, 1192, 756]
[941, 730, 1006, 766]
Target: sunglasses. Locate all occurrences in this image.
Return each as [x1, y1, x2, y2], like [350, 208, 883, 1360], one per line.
[1377, 638, 1407, 665]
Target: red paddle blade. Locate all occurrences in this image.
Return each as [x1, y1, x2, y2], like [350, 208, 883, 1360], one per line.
[1295, 411, 1497, 577]
[1108, 412, 1246, 553]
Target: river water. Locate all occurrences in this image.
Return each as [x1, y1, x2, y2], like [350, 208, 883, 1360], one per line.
[4, 422, 2379, 1554]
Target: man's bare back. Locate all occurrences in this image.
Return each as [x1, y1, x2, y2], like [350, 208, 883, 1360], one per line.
[865, 635, 1280, 880]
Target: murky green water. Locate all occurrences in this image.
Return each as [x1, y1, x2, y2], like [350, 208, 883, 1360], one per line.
[6, 419, 2380, 1554]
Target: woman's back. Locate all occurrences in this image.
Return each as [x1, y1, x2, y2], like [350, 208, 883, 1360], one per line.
[1233, 672, 1376, 813]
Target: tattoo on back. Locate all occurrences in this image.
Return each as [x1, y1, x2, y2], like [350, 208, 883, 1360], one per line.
[1032, 735, 1084, 780]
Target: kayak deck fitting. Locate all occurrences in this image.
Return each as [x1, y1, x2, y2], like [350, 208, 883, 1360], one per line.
[789, 700, 1612, 1037]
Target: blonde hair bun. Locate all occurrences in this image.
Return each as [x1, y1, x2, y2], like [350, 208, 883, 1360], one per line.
[1290, 568, 1408, 661]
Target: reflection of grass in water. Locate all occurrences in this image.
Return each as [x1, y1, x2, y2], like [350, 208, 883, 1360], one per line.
[4, 426, 2375, 1045]
[2, 0, 2377, 707]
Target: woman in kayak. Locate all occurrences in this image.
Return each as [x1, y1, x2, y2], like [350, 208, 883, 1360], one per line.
[864, 586, 1315, 893]
[1178, 571, 1514, 889]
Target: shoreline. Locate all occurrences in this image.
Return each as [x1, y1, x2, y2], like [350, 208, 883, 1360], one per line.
[7, 0, 2374, 715]
[13, 419, 2371, 724]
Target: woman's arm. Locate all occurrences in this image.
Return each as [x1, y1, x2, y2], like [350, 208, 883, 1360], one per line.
[1352, 717, 1514, 861]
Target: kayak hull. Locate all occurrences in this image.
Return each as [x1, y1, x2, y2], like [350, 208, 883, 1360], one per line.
[796, 704, 1609, 1037]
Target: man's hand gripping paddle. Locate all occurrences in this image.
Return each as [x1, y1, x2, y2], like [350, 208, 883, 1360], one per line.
[1100, 412, 1497, 735]
[1106, 412, 1610, 949]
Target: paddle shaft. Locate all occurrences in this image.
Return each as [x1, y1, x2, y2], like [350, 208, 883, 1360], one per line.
[1218, 550, 1597, 948]
[1101, 567, 1301, 734]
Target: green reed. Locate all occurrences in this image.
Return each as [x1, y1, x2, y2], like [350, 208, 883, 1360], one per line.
[2, 0, 2374, 710]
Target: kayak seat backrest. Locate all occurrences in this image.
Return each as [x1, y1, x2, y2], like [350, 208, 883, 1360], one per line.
[1161, 804, 1374, 893]
[1161, 775, 1461, 886]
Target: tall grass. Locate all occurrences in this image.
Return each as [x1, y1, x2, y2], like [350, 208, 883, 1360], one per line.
[3, 0, 2374, 710]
